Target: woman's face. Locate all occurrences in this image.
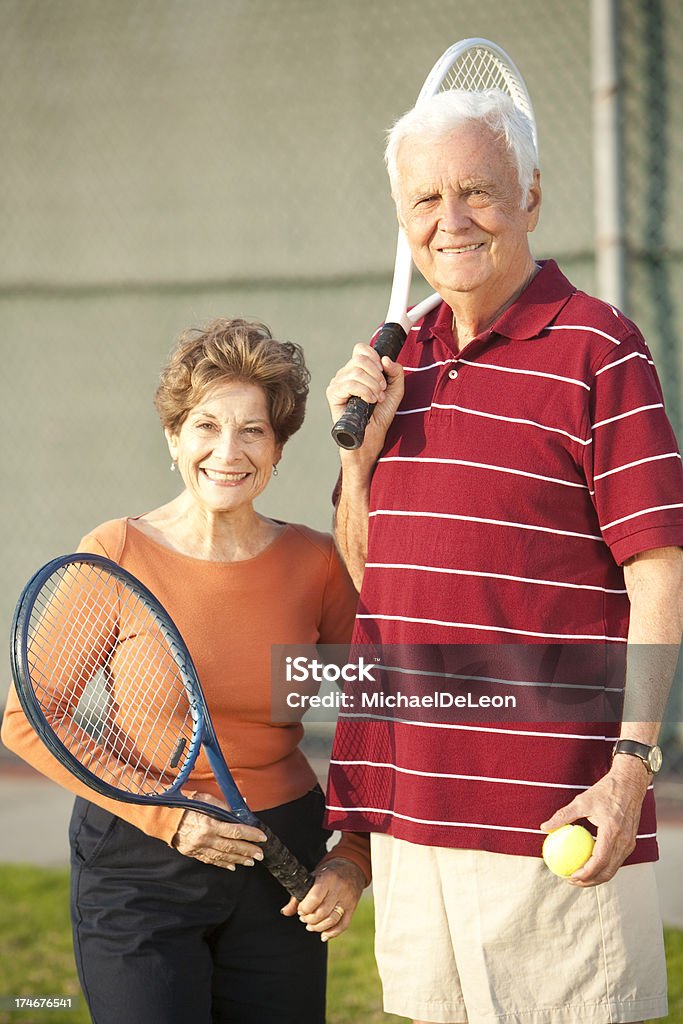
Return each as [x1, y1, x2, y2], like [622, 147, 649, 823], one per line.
[166, 380, 282, 516]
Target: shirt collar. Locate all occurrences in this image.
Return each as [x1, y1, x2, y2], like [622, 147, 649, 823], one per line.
[416, 260, 576, 347]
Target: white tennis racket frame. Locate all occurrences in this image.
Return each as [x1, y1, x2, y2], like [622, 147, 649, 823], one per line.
[331, 38, 538, 449]
[388, 37, 538, 332]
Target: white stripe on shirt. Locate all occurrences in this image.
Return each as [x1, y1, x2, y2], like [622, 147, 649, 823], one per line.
[592, 403, 664, 430]
[394, 402, 592, 445]
[330, 759, 590, 790]
[356, 612, 627, 642]
[457, 359, 591, 390]
[593, 452, 682, 482]
[376, 661, 625, 694]
[325, 803, 656, 840]
[364, 561, 627, 593]
[368, 509, 604, 542]
[337, 712, 619, 741]
[595, 351, 655, 375]
[326, 804, 545, 834]
[403, 358, 458, 373]
[378, 456, 589, 490]
[545, 324, 621, 345]
[601, 502, 683, 531]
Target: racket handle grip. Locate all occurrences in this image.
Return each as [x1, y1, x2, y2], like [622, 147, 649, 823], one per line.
[331, 396, 373, 451]
[331, 322, 407, 450]
[259, 821, 315, 901]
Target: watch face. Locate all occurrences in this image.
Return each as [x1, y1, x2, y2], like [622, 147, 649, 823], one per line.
[648, 746, 663, 773]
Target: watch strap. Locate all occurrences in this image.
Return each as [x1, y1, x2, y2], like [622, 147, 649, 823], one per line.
[612, 739, 661, 773]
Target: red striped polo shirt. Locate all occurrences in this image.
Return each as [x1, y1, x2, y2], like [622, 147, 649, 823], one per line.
[326, 259, 683, 861]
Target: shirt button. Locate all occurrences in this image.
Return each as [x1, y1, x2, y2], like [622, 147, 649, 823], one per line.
[448, 368, 459, 379]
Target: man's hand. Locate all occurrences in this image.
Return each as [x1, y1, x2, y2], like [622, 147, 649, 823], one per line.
[540, 755, 651, 886]
[327, 343, 405, 466]
[280, 857, 366, 942]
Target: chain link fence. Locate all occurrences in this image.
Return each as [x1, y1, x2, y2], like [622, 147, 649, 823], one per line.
[1, 0, 682, 781]
[620, 0, 683, 775]
[621, 0, 683, 440]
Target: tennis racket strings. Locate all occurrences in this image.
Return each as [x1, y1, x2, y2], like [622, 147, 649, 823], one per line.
[16, 560, 198, 798]
[331, 38, 537, 450]
[434, 46, 534, 123]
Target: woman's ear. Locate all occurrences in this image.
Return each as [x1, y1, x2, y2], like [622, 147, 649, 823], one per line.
[165, 427, 178, 463]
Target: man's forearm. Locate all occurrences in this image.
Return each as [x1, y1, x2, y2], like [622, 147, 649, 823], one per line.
[333, 462, 373, 591]
[326, 346, 405, 591]
[540, 548, 683, 883]
[620, 547, 683, 744]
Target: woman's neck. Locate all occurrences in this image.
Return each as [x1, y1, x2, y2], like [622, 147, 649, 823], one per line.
[136, 497, 283, 562]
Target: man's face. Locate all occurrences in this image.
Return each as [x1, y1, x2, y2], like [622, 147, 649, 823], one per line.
[395, 122, 541, 312]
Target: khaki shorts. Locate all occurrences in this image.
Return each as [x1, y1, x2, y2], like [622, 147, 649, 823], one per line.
[371, 833, 668, 1024]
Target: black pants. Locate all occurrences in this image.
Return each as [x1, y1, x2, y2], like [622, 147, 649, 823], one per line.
[69, 788, 330, 1024]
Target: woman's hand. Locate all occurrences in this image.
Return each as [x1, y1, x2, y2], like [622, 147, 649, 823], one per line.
[171, 793, 267, 870]
[280, 857, 366, 941]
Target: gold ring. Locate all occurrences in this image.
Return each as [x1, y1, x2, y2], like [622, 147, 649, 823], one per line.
[332, 902, 345, 919]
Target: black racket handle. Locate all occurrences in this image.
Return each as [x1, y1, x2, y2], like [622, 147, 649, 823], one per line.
[331, 322, 407, 450]
[259, 820, 315, 901]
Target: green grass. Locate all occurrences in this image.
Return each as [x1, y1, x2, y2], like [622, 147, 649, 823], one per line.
[0, 865, 403, 1024]
[0, 864, 680, 1024]
[0, 866, 86, 1024]
[666, 928, 683, 1023]
[327, 896, 407, 1024]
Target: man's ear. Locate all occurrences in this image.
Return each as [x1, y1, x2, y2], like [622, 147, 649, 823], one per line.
[526, 169, 542, 232]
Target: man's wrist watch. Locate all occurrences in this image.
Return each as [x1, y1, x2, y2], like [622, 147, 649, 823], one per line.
[612, 739, 663, 774]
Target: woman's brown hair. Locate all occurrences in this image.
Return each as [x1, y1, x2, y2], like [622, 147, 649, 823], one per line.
[154, 318, 310, 445]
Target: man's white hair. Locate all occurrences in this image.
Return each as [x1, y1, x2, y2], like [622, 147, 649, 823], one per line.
[385, 89, 539, 209]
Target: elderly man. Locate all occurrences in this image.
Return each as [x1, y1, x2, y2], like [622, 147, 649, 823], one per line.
[324, 90, 683, 1024]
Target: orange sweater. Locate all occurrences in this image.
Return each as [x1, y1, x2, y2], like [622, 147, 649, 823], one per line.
[2, 517, 371, 881]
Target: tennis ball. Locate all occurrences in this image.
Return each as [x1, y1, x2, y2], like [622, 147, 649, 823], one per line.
[542, 824, 595, 877]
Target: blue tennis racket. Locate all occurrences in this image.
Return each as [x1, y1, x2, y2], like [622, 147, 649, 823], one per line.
[10, 553, 314, 900]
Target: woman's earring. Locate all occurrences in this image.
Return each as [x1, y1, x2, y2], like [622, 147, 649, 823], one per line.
[170, 461, 177, 472]
[272, 464, 279, 477]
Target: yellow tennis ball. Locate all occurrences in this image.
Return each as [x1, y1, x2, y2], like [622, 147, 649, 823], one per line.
[542, 824, 595, 877]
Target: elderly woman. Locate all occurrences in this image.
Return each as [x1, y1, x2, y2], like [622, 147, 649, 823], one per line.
[2, 317, 368, 1024]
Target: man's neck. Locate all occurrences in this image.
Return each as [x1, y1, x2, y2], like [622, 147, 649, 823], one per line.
[449, 260, 540, 351]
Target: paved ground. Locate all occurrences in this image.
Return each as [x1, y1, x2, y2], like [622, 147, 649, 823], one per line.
[2, 757, 682, 927]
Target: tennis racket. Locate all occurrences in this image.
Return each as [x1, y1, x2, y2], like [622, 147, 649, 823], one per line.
[331, 37, 538, 450]
[10, 553, 314, 900]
